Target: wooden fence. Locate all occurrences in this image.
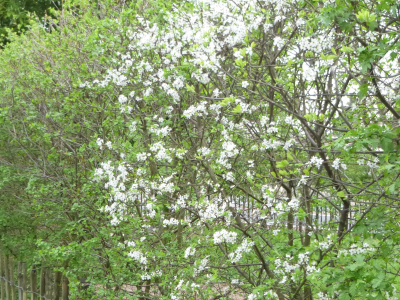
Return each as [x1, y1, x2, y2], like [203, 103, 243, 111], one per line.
[0, 253, 69, 300]
[226, 196, 361, 230]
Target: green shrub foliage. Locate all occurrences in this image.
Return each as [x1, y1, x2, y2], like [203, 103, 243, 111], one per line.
[1, 0, 400, 299]
[0, 0, 61, 46]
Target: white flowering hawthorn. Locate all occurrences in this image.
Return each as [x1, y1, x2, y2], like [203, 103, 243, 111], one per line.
[4, 0, 400, 298]
[83, 0, 400, 296]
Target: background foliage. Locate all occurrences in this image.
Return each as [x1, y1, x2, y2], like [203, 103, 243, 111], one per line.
[0, 0, 400, 299]
[0, 0, 62, 46]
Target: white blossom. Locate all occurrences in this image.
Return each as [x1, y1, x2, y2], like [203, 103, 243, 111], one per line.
[118, 95, 128, 104]
[213, 229, 237, 244]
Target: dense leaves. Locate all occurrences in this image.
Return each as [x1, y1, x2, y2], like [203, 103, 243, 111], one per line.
[0, 0, 61, 46]
[0, 0, 400, 299]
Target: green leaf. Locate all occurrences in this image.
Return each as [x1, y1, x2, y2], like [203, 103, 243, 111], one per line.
[231, 104, 242, 114]
[305, 51, 314, 58]
[381, 137, 394, 152]
[358, 83, 369, 99]
[276, 160, 289, 168]
[279, 170, 288, 175]
[337, 191, 346, 198]
[219, 96, 234, 107]
[341, 46, 354, 53]
[186, 84, 195, 93]
[297, 208, 307, 219]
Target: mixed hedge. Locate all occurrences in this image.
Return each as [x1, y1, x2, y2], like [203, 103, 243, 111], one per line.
[1, 0, 400, 299]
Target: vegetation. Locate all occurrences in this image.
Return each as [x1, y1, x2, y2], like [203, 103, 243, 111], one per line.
[0, 0, 400, 299]
[0, 0, 61, 46]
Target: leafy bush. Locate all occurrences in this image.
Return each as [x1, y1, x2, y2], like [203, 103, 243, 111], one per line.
[1, 0, 400, 299]
[0, 0, 61, 46]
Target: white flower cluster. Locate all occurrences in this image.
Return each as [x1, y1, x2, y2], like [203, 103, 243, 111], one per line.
[234, 98, 255, 113]
[287, 198, 300, 210]
[175, 149, 187, 160]
[92, 68, 128, 88]
[283, 138, 295, 150]
[338, 242, 374, 256]
[183, 102, 208, 119]
[96, 138, 113, 150]
[385, 285, 398, 300]
[163, 218, 180, 227]
[141, 270, 162, 281]
[198, 201, 227, 222]
[284, 116, 295, 126]
[307, 156, 324, 169]
[319, 234, 333, 250]
[262, 139, 282, 150]
[184, 246, 196, 259]
[248, 294, 257, 300]
[95, 161, 139, 225]
[360, 157, 379, 169]
[146, 203, 156, 219]
[128, 250, 147, 265]
[247, 289, 279, 300]
[118, 94, 128, 104]
[242, 81, 250, 88]
[197, 147, 211, 157]
[78, 81, 91, 88]
[275, 252, 319, 281]
[229, 239, 255, 263]
[332, 158, 347, 170]
[150, 142, 172, 163]
[124, 240, 136, 248]
[264, 290, 279, 299]
[273, 36, 285, 48]
[216, 139, 240, 169]
[136, 152, 150, 161]
[297, 175, 309, 187]
[193, 257, 209, 276]
[317, 292, 332, 300]
[149, 125, 172, 137]
[213, 229, 237, 244]
[302, 63, 317, 81]
[177, 194, 189, 208]
[298, 33, 334, 54]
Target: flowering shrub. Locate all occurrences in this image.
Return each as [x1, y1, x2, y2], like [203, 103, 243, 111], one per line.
[0, 0, 400, 299]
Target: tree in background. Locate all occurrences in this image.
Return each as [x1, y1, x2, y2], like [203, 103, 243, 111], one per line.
[1, 0, 400, 299]
[0, 0, 60, 46]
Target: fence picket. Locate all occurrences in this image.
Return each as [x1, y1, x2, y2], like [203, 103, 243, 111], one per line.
[62, 275, 68, 300]
[1, 254, 4, 300]
[45, 268, 51, 300]
[54, 271, 61, 300]
[30, 266, 37, 300]
[5, 256, 10, 300]
[40, 267, 45, 299]
[18, 262, 22, 300]
[10, 258, 15, 300]
[21, 263, 27, 300]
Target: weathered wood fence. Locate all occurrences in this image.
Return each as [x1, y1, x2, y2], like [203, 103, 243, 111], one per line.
[0, 253, 69, 300]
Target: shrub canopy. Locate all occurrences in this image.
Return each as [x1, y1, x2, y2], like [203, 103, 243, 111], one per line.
[1, 0, 400, 299]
